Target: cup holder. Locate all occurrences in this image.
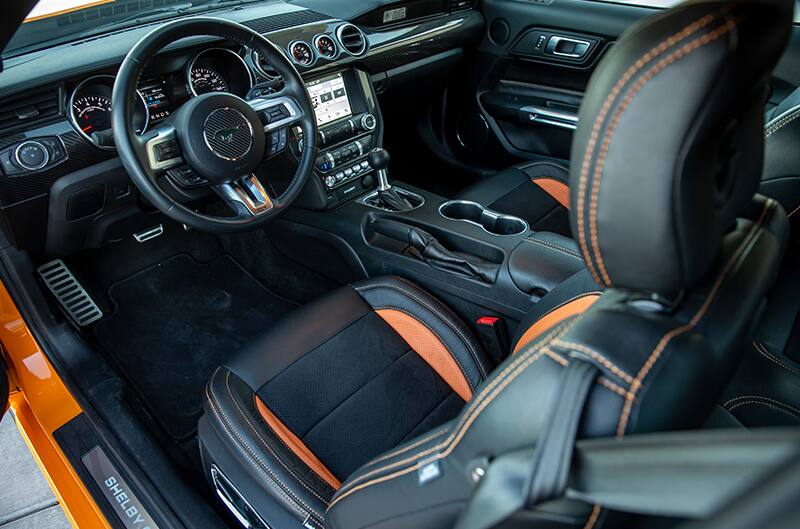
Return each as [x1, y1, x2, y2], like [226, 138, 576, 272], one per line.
[439, 200, 528, 236]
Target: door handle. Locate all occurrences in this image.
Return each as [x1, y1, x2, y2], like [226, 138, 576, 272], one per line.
[545, 36, 592, 59]
[520, 106, 578, 131]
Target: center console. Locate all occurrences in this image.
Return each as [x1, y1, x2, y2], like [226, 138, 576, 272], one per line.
[296, 68, 383, 209]
[284, 69, 586, 364]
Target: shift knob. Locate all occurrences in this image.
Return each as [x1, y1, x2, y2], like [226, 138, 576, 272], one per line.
[368, 148, 390, 171]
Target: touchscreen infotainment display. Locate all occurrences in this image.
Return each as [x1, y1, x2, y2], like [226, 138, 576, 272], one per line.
[306, 73, 353, 127]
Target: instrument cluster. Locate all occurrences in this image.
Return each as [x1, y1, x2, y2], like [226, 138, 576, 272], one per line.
[68, 46, 258, 149]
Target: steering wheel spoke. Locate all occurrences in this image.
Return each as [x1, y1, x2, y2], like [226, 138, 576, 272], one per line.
[248, 95, 305, 133]
[139, 123, 184, 174]
[214, 175, 274, 217]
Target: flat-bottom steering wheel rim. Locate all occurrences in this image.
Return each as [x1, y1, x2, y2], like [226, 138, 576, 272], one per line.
[112, 17, 318, 233]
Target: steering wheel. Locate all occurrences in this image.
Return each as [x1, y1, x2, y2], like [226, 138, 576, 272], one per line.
[112, 17, 317, 233]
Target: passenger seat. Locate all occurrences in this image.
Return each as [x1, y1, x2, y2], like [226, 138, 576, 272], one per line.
[458, 87, 800, 236]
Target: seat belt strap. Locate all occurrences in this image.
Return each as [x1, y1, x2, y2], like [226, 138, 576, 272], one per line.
[526, 358, 599, 506]
[455, 358, 599, 529]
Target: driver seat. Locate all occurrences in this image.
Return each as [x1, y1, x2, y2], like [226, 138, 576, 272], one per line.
[198, 271, 601, 529]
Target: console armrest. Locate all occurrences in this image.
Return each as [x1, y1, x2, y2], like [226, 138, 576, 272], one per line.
[509, 233, 585, 296]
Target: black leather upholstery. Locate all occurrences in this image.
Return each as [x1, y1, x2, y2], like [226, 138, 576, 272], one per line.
[508, 233, 586, 296]
[463, 12, 800, 250]
[763, 87, 800, 221]
[198, 275, 604, 528]
[200, 3, 791, 529]
[325, 1, 792, 528]
[456, 161, 572, 236]
[570, 1, 788, 293]
[717, 220, 800, 429]
[326, 196, 788, 529]
[199, 277, 492, 528]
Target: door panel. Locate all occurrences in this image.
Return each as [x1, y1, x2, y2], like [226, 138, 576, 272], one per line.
[467, 0, 655, 163]
[440, 0, 800, 174]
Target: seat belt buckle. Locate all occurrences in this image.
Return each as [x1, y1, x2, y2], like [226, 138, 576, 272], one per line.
[476, 316, 509, 364]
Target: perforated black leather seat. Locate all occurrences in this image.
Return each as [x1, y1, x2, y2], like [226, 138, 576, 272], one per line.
[198, 272, 601, 528]
[198, 2, 792, 529]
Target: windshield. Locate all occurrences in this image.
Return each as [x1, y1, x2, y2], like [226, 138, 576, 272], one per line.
[5, 0, 268, 57]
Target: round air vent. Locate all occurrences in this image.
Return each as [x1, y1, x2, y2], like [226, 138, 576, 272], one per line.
[336, 24, 367, 56]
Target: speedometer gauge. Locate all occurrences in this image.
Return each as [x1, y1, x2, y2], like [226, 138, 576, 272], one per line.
[72, 95, 112, 135]
[186, 48, 252, 98]
[190, 67, 229, 95]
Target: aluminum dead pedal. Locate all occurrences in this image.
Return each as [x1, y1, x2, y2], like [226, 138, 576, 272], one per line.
[134, 224, 164, 243]
[37, 260, 103, 327]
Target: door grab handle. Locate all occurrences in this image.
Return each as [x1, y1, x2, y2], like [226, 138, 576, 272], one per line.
[546, 36, 592, 58]
[520, 106, 578, 131]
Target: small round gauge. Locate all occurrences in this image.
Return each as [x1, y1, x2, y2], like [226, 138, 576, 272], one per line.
[288, 41, 315, 67]
[189, 67, 229, 95]
[313, 35, 338, 59]
[73, 95, 113, 136]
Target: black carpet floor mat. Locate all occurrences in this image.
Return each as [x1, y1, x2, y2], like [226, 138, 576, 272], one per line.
[93, 254, 299, 440]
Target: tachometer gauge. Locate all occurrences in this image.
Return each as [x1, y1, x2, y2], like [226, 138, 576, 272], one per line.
[190, 67, 229, 95]
[69, 74, 149, 150]
[72, 95, 112, 135]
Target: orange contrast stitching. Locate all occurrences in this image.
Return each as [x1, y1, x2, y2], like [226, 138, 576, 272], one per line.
[588, 15, 736, 287]
[328, 346, 559, 509]
[616, 199, 772, 436]
[206, 376, 323, 521]
[328, 320, 579, 506]
[583, 504, 603, 529]
[575, 10, 723, 286]
[553, 340, 635, 384]
[546, 349, 629, 398]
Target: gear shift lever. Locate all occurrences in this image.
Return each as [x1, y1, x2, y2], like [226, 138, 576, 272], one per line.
[368, 148, 414, 211]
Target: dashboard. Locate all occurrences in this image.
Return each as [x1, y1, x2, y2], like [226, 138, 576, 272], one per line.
[64, 23, 369, 151]
[0, 0, 483, 258]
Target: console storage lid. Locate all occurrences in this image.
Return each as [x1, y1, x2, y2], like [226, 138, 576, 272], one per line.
[508, 232, 585, 296]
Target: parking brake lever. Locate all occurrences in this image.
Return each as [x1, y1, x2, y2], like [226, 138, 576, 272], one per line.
[371, 219, 499, 283]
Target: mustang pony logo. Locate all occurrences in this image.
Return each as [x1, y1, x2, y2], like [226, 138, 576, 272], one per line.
[213, 126, 241, 144]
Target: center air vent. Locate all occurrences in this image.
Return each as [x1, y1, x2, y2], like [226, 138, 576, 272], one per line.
[251, 50, 282, 81]
[0, 86, 61, 136]
[336, 24, 367, 56]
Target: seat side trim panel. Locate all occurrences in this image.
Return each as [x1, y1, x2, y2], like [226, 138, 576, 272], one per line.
[531, 177, 571, 209]
[376, 309, 473, 401]
[255, 397, 342, 490]
[513, 294, 601, 353]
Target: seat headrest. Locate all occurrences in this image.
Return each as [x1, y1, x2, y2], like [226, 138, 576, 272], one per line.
[569, 0, 793, 293]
